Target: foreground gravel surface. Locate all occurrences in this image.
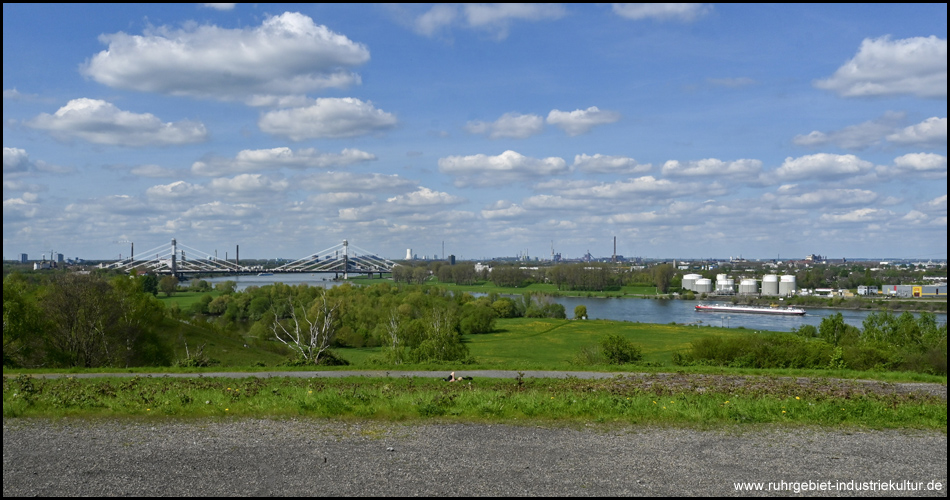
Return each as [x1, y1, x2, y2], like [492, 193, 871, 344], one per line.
[4, 419, 947, 496]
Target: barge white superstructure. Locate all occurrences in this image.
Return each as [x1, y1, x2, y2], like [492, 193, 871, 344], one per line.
[695, 303, 805, 315]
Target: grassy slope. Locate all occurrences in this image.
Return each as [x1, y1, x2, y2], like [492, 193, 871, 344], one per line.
[462, 318, 726, 366]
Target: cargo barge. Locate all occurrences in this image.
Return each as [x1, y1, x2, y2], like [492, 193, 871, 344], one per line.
[695, 303, 806, 315]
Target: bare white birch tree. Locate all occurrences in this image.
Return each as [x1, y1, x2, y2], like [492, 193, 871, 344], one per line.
[386, 308, 401, 351]
[271, 291, 339, 365]
[381, 307, 405, 364]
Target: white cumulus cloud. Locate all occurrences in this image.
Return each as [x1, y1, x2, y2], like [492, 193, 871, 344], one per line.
[793, 112, 904, 150]
[182, 201, 261, 219]
[299, 171, 418, 193]
[3, 147, 32, 174]
[192, 147, 376, 176]
[209, 174, 289, 195]
[438, 150, 568, 187]
[546, 106, 621, 136]
[893, 153, 947, 177]
[761, 188, 879, 208]
[146, 181, 206, 200]
[662, 158, 762, 178]
[386, 187, 464, 206]
[612, 3, 711, 22]
[81, 12, 369, 104]
[886, 117, 947, 147]
[465, 112, 545, 139]
[28, 98, 208, 146]
[480, 200, 527, 220]
[773, 154, 874, 181]
[410, 3, 566, 39]
[258, 98, 397, 140]
[814, 36, 947, 98]
[573, 154, 651, 174]
[819, 208, 888, 224]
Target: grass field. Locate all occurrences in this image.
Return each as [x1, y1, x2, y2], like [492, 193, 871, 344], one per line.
[313, 318, 753, 369]
[463, 318, 733, 366]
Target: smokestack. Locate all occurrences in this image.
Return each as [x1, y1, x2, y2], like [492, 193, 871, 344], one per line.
[613, 236, 617, 263]
[236, 245, 239, 265]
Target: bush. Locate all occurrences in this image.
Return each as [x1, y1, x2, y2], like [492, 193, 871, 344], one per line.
[677, 333, 834, 369]
[600, 333, 643, 364]
[571, 345, 605, 366]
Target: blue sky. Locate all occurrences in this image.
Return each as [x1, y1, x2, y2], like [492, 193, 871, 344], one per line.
[3, 3, 947, 262]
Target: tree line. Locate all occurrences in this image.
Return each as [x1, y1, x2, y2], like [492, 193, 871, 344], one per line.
[392, 261, 675, 292]
[3, 271, 570, 369]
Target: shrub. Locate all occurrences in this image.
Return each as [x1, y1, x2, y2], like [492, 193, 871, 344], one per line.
[571, 345, 605, 366]
[600, 333, 643, 364]
[678, 333, 834, 369]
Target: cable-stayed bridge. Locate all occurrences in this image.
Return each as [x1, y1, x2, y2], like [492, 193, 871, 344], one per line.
[100, 239, 396, 278]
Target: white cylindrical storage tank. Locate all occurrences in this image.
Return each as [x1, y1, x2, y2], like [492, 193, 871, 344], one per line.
[739, 278, 758, 295]
[682, 273, 701, 292]
[694, 278, 714, 293]
[717, 278, 735, 294]
[779, 275, 797, 296]
[762, 274, 779, 296]
[716, 274, 736, 293]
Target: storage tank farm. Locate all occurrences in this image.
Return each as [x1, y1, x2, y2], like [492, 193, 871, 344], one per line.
[762, 274, 780, 296]
[779, 275, 798, 296]
[739, 278, 759, 295]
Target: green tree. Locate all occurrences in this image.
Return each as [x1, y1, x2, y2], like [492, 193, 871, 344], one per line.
[491, 297, 517, 318]
[110, 275, 169, 367]
[819, 312, 857, 346]
[652, 264, 675, 293]
[491, 265, 528, 288]
[40, 273, 122, 367]
[574, 305, 588, 320]
[3, 274, 46, 367]
[215, 280, 237, 294]
[409, 306, 470, 363]
[159, 275, 179, 296]
[459, 302, 496, 335]
[412, 266, 429, 285]
[208, 295, 231, 315]
[141, 274, 159, 296]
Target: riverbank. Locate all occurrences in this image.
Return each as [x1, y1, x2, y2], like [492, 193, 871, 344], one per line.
[343, 276, 947, 314]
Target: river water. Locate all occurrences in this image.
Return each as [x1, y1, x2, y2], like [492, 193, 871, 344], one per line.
[194, 273, 946, 332]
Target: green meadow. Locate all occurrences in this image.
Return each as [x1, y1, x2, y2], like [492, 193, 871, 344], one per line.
[460, 318, 727, 367]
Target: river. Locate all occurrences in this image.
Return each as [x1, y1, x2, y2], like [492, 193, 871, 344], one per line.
[193, 273, 946, 332]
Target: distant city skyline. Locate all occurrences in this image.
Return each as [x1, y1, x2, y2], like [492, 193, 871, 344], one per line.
[3, 4, 947, 261]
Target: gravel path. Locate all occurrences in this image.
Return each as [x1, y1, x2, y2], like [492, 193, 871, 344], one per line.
[3, 419, 947, 496]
